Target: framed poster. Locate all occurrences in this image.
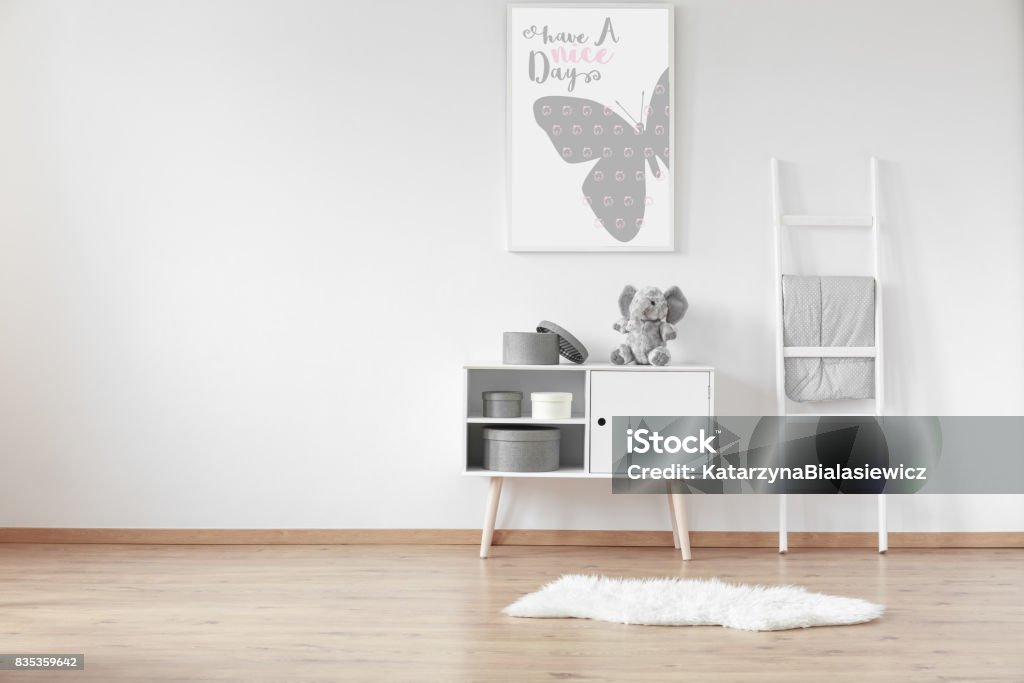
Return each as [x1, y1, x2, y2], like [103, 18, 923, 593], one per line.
[506, 4, 674, 252]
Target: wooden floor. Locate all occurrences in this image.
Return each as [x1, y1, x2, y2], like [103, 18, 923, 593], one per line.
[0, 544, 1021, 682]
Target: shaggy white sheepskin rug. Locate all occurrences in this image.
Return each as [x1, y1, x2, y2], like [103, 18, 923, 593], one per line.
[504, 575, 884, 631]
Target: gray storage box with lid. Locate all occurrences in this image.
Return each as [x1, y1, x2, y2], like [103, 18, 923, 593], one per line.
[482, 391, 523, 418]
[482, 426, 560, 472]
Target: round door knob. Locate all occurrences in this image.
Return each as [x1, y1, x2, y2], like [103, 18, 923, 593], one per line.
[597, 418, 606, 426]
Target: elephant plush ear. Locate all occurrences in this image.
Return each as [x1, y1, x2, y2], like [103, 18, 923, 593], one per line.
[664, 286, 688, 324]
[618, 285, 637, 317]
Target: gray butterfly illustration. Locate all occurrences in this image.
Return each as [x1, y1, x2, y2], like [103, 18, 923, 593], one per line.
[534, 68, 670, 243]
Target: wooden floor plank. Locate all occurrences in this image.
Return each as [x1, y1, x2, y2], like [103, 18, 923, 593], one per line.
[0, 544, 1021, 681]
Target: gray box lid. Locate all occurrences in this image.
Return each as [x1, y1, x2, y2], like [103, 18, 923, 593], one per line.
[536, 320, 588, 364]
[482, 391, 523, 400]
[482, 426, 561, 442]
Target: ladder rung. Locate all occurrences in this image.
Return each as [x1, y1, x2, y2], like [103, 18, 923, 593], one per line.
[784, 346, 876, 358]
[781, 215, 873, 228]
[788, 413, 879, 417]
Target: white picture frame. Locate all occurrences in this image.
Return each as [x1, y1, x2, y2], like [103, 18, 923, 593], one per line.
[506, 4, 675, 252]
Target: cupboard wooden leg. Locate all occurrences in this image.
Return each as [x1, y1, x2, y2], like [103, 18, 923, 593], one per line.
[666, 485, 680, 549]
[480, 476, 504, 559]
[779, 494, 788, 554]
[669, 488, 691, 561]
[878, 494, 888, 554]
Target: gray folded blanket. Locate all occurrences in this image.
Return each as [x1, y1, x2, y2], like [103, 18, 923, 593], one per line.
[782, 275, 875, 402]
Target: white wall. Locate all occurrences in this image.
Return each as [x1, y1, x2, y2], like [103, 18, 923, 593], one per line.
[1, 0, 1022, 531]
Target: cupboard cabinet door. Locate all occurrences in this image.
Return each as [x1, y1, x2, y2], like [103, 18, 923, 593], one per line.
[589, 371, 711, 474]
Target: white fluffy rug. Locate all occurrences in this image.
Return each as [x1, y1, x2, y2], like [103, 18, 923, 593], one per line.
[504, 575, 884, 631]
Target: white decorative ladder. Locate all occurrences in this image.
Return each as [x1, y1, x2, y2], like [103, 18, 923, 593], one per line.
[770, 157, 887, 554]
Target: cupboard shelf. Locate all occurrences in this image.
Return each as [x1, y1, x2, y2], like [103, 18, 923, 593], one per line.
[466, 415, 586, 424]
[463, 466, 594, 478]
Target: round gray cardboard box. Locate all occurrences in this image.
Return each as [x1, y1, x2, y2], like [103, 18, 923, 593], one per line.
[482, 426, 560, 472]
[482, 391, 523, 418]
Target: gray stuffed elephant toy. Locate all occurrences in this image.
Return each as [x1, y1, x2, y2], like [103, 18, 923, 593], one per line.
[611, 285, 689, 366]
